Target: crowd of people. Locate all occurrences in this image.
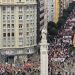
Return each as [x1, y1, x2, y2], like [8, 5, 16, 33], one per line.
[48, 6, 75, 75]
[0, 54, 40, 75]
[48, 6, 75, 62]
[48, 44, 70, 60]
[0, 63, 28, 75]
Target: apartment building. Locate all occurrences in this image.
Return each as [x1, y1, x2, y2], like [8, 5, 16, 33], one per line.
[48, 0, 54, 22]
[53, 0, 59, 23]
[63, 0, 73, 9]
[37, 0, 45, 44]
[0, 0, 37, 64]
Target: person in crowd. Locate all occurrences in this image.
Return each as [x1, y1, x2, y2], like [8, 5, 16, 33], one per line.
[57, 72, 61, 75]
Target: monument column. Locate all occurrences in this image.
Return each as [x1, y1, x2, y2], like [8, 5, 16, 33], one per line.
[40, 0, 48, 74]
[40, 29, 48, 75]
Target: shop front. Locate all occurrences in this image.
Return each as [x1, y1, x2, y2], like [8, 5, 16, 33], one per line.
[0, 47, 36, 64]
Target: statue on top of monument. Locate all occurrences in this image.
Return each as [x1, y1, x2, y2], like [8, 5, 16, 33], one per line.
[41, 27, 47, 43]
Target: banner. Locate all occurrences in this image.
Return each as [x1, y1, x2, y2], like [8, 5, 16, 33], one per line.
[51, 58, 65, 62]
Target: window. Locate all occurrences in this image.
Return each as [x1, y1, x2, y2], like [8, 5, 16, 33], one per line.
[19, 24, 22, 28]
[19, 32, 23, 36]
[26, 24, 29, 27]
[3, 45, 6, 47]
[3, 15, 5, 20]
[7, 29, 10, 32]
[19, 38, 23, 46]
[26, 6, 29, 9]
[3, 38, 6, 41]
[33, 39, 34, 44]
[3, 20, 6, 23]
[26, 32, 29, 35]
[3, 33, 6, 37]
[8, 37, 10, 40]
[7, 6, 10, 12]
[11, 24, 14, 28]
[7, 15, 10, 19]
[11, 6, 14, 11]
[30, 15, 32, 17]
[26, 15, 29, 18]
[11, 15, 14, 19]
[30, 28, 32, 32]
[12, 33, 14, 36]
[11, 20, 14, 23]
[8, 33, 10, 37]
[19, 6, 22, 13]
[7, 24, 10, 28]
[19, 15, 22, 19]
[30, 40, 32, 45]
[12, 29, 14, 32]
[27, 49, 29, 52]
[3, 6, 6, 10]
[19, 38, 23, 41]
[12, 37, 14, 40]
[12, 44, 15, 47]
[3, 29, 6, 32]
[7, 20, 10, 23]
[19, 6, 22, 10]
[52, 5, 53, 7]
[27, 40, 29, 45]
[3, 24, 6, 28]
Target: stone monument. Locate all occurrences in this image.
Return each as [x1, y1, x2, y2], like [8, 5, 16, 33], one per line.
[40, 0, 48, 74]
[40, 28, 48, 75]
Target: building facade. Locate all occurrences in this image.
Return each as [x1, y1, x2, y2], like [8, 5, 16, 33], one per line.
[59, 0, 64, 17]
[63, 0, 73, 9]
[48, 0, 54, 22]
[0, 0, 37, 64]
[53, 0, 59, 23]
[48, 0, 73, 23]
[37, 0, 45, 44]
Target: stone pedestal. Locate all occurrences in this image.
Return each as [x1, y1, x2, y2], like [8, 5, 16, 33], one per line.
[40, 49, 48, 75]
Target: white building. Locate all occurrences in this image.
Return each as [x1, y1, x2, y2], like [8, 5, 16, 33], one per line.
[0, 0, 37, 64]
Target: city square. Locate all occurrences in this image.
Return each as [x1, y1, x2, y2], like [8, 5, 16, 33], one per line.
[0, 0, 75, 75]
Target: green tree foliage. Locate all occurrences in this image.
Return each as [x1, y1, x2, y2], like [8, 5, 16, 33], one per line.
[47, 21, 58, 43]
[57, 17, 66, 29]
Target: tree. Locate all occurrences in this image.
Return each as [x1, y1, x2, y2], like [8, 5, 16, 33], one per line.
[47, 21, 58, 43]
[57, 17, 66, 29]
